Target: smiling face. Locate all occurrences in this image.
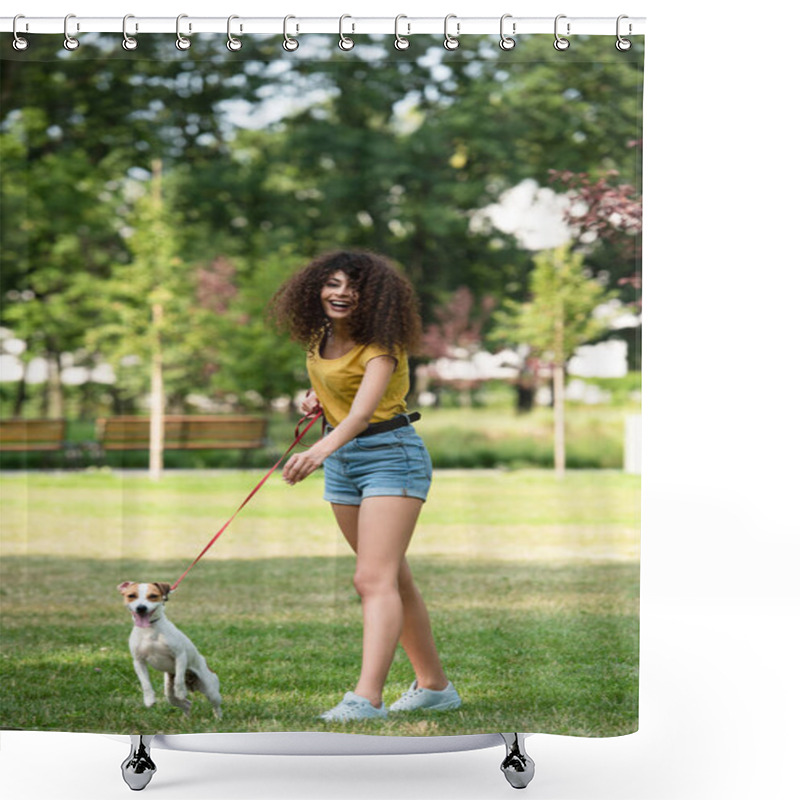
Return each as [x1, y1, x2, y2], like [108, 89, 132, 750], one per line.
[118, 582, 170, 628]
[320, 270, 358, 323]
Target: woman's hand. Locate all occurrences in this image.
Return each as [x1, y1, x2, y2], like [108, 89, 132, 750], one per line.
[285, 357, 395, 486]
[282, 446, 325, 486]
[284, 391, 325, 485]
[300, 390, 322, 417]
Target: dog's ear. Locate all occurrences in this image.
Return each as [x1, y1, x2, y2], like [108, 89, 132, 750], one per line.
[155, 582, 172, 600]
[117, 582, 135, 594]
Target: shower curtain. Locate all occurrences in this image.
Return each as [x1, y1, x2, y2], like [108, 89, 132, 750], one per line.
[0, 22, 643, 742]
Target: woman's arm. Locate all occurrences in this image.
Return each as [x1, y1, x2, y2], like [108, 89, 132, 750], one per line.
[282, 355, 397, 486]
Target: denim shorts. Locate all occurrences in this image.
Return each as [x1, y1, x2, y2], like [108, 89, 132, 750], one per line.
[322, 425, 433, 505]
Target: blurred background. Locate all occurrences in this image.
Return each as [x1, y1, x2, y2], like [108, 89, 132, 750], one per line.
[0, 31, 642, 474]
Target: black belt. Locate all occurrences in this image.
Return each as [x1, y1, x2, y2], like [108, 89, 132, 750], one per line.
[360, 411, 420, 437]
[325, 412, 420, 437]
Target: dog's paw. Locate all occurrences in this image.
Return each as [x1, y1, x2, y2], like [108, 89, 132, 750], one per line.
[143, 693, 157, 707]
[213, 706, 223, 720]
[169, 697, 192, 714]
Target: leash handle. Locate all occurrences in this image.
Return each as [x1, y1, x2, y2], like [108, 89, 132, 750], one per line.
[293, 400, 325, 446]
[170, 410, 323, 593]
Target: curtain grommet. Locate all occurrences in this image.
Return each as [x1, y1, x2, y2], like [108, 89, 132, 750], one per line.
[616, 15, 632, 51]
[443, 14, 460, 51]
[394, 15, 410, 51]
[121, 14, 138, 51]
[63, 13, 79, 51]
[499, 14, 516, 51]
[554, 15, 570, 51]
[338, 15, 355, 51]
[12, 15, 29, 51]
[282, 15, 299, 51]
[226, 15, 243, 51]
[175, 14, 191, 51]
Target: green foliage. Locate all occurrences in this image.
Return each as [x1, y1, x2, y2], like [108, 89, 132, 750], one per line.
[492, 244, 617, 364]
[422, 404, 626, 469]
[580, 372, 642, 406]
[1, 35, 643, 415]
[83, 167, 181, 406]
[206, 248, 308, 404]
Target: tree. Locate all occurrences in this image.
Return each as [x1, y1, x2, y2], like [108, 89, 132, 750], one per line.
[203, 246, 309, 409]
[548, 167, 643, 370]
[85, 162, 184, 479]
[421, 287, 496, 358]
[0, 114, 127, 417]
[417, 287, 497, 405]
[0, 36, 274, 417]
[492, 245, 616, 478]
[548, 166, 642, 290]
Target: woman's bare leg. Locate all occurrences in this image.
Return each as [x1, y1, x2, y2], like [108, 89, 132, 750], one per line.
[332, 499, 448, 707]
[396, 559, 448, 691]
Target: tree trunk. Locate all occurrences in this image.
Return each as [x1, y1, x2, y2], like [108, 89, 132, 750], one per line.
[149, 302, 164, 481]
[553, 361, 566, 479]
[553, 297, 567, 479]
[13, 363, 27, 417]
[148, 159, 165, 482]
[46, 352, 64, 420]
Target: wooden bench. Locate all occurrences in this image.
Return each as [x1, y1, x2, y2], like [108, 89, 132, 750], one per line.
[95, 416, 268, 455]
[0, 419, 67, 452]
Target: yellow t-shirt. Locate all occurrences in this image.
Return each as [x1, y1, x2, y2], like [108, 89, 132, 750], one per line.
[307, 343, 409, 428]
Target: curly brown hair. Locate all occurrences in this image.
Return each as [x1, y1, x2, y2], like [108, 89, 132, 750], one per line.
[269, 250, 422, 355]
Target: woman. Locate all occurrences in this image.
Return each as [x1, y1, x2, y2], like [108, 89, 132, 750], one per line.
[270, 250, 460, 722]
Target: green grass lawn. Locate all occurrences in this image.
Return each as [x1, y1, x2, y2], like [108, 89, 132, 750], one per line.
[0, 468, 639, 737]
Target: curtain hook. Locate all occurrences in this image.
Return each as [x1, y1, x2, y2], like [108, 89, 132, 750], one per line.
[443, 14, 460, 50]
[282, 15, 299, 51]
[12, 14, 29, 51]
[63, 13, 79, 51]
[394, 14, 410, 51]
[616, 15, 632, 51]
[122, 14, 138, 51]
[554, 14, 570, 51]
[339, 14, 355, 50]
[175, 13, 191, 50]
[226, 15, 243, 51]
[499, 14, 516, 51]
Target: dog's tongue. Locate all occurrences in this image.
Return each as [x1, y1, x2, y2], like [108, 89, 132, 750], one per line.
[133, 612, 151, 628]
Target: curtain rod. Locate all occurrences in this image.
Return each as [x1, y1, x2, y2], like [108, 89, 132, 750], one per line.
[1, 15, 646, 37]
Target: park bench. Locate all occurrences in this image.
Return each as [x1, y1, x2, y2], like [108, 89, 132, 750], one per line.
[95, 415, 268, 459]
[0, 418, 67, 452]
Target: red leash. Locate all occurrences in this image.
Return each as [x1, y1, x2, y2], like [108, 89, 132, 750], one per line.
[170, 410, 323, 593]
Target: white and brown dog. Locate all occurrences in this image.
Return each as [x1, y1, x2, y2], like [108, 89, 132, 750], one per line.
[118, 582, 222, 719]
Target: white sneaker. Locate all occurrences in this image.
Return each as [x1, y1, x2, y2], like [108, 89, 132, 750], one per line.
[319, 692, 388, 722]
[388, 681, 462, 712]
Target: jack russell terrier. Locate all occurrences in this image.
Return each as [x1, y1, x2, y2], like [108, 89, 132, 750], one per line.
[118, 582, 222, 719]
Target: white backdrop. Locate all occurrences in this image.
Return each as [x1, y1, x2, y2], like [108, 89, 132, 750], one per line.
[2, 1, 798, 799]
